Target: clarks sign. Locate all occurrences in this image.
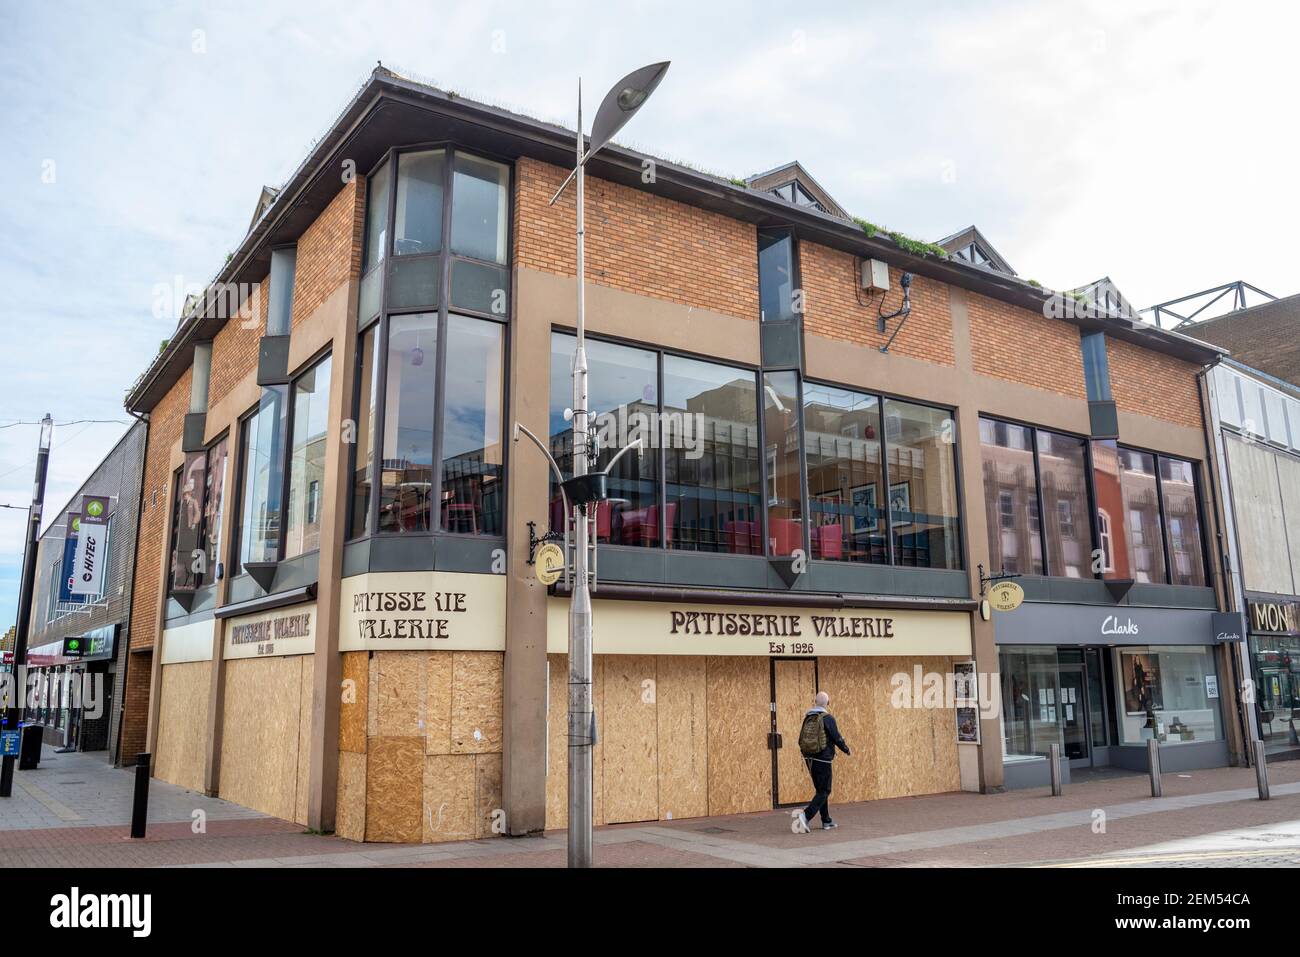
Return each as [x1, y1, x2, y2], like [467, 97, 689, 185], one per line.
[1101, 615, 1140, 637]
[549, 598, 970, 657]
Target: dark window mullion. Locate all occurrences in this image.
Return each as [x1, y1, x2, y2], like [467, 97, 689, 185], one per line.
[1153, 454, 1174, 585]
[879, 396, 895, 566]
[431, 148, 456, 535]
[1030, 428, 1048, 577]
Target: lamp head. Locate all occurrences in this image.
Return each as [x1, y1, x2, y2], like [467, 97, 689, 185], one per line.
[588, 61, 670, 160]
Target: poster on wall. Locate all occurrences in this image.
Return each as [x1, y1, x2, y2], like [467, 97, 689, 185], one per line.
[851, 484, 878, 533]
[956, 706, 980, 744]
[954, 660, 979, 743]
[1121, 650, 1164, 714]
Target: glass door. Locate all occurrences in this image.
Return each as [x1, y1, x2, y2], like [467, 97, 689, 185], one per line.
[1057, 649, 1090, 764]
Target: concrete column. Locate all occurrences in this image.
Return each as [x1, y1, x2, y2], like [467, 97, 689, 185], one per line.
[501, 265, 554, 835]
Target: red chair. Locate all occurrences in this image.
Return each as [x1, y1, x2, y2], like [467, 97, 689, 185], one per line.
[815, 523, 843, 560]
[769, 518, 801, 556]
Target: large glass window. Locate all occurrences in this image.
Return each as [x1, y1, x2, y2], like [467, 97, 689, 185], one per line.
[380, 313, 438, 534]
[1112, 645, 1223, 745]
[1118, 448, 1165, 584]
[451, 153, 509, 264]
[999, 646, 1065, 758]
[804, 383, 886, 563]
[350, 325, 379, 539]
[203, 437, 228, 577]
[236, 385, 288, 569]
[885, 399, 961, 569]
[1037, 430, 1090, 578]
[440, 315, 503, 535]
[764, 372, 802, 556]
[1160, 457, 1206, 587]
[362, 161, 390, 275]
[284, 355, 333, 558]
[758, 230, 797, 323]
[394, 150, 445, 256]
[979, 419, 1042, 576]
[664, 356, 761, 553]
[169, 452, 207, 592]
[549, 334, 659, 546]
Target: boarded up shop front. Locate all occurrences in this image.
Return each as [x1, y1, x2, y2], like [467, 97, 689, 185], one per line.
[543, 597, 973, 827]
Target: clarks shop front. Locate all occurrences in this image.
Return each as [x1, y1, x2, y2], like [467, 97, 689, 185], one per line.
[996, 602, 1229, 787]
[543, 594, 975, 827]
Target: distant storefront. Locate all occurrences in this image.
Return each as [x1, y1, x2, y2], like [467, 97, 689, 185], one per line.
[1245, 598, 1300, 759]
[25, 624, 121, 752]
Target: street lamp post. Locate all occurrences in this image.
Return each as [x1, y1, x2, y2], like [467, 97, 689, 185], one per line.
[0, 413, 54, 798]
[546, 62, 669, 867]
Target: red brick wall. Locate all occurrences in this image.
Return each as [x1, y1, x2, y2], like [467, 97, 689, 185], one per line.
[514, 157, 758, 321]
[129, 367, 191, 652]
[208, 280, 264, 409]
[801, 242, 954, 365]
[291, 178, 362, 329]
[1107, 335, 1204, 430]
[119, 648, 151, 761]
[968, 292, 1087, 399]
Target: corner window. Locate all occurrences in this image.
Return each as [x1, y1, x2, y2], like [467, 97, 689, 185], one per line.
[350, 324, 379, 539]
[379, 313, 438, 533]
[763, 371, 802, 556]
[440, 315, 504, 535]
[758, 230, 797, 322]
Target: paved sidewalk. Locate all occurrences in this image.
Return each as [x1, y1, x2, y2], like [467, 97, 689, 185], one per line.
[3, 746, 1299, 867]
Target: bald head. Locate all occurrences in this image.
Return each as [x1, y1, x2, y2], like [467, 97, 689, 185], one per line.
[815, 691, 829, 708]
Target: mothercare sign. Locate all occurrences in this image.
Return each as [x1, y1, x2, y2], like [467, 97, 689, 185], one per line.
[338, 571, 505, 651]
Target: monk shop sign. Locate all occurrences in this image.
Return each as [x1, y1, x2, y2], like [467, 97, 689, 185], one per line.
[338, 572, 506, 651]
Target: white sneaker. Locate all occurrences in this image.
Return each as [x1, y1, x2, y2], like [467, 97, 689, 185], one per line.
[795, 811, 810, 834]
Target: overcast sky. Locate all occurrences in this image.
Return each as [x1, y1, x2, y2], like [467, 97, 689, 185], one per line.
[0, 0, 1293, 632]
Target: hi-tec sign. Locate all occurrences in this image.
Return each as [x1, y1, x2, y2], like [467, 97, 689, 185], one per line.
[70, 496, 109, 596]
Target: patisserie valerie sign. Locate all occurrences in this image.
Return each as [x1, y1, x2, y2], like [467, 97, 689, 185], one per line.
[338, 571, 506, 651]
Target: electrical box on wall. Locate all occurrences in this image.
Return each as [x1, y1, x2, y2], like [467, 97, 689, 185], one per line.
[861, 258, 890, 291]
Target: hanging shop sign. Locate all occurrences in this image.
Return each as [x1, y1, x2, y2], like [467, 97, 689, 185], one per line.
[61, 636, 85, 659]
[224, 603, 316, 660]
[57, 514, 80, 604]
[1211, 612, 1244, 643]
[987, 581, 1025, 613]
[338, 571, 506, 652]
[534, 542, 565, 586]
[545, 597, 971, 657]
[70, 499, 110, 596]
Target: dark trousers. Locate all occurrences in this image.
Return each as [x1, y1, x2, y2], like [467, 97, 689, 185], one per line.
[802, 758, 834, 825]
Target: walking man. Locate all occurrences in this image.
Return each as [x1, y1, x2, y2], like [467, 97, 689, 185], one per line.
[796, 691, 850, 832]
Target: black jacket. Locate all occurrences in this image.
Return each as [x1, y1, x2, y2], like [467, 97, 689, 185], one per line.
[805, 709, 850, 762]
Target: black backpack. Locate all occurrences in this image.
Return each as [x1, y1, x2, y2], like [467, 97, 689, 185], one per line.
[798, 712, 828, 756]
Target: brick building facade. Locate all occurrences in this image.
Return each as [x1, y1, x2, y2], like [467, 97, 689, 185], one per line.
[117, 67, 1238, 842]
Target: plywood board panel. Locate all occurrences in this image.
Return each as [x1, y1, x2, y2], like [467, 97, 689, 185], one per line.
[425, 651, 453, 754]
[705, 655, 772, 815]
[375, 651, 426, 737]
[294, 655, 314, 826]
[219, 656, 302, 821]
[475, 752, 503, 838]
[366, 652, 378, 737]
[774, 658, 817, 805]
[545, 654, 606, 829]
[816, 656, 877, 803]
[154, 660, 211, 793]
[655, 655, 708, 821]
[450, 652, 503, 754]
[871, 657, 960, 799]
[338, 651, 368, 753]
[601, 654, 659, 823]
[335, 750, 366, 842]
[422, 753, 476, 843]
[366, 736, 423, 843]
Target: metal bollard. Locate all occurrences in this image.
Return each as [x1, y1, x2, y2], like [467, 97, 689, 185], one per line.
[1147, 739, 1162, 798]
[1049, 743, 1062, 796]
[130, 752, 151, 839]
[1254, 740, 1270, 801]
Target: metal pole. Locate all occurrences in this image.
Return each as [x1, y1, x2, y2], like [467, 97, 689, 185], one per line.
[1147, 738, 1162, 798]
[130, 752, 151, 838]
[0, 413, 53, 799]
[568, 81, 594, 869]
[1048, 742, 1062, 796]
[1254, 740, 1270, 800]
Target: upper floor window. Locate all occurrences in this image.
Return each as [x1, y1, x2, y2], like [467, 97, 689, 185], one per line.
[168, 436, 228, 599]
[758, 229, 798, 323]
[770, 181, 827, 213]
[235, 352, 332, 575]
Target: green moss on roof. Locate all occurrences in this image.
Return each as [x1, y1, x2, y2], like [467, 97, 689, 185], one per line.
[852, 217, 947, 259]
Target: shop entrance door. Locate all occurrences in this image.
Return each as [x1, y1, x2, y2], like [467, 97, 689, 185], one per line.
[770, 657, 819, 807]
[1057, 650, 1090, 766]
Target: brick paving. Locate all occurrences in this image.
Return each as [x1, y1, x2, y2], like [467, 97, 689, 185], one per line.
[4, 746, 1300, 867]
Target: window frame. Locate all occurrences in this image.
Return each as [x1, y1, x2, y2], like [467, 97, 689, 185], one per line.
[231, 347, 333, 575]
[166, 433, 229, 603]
[756, 227, 801, 324]
[349, 144, 514, 541]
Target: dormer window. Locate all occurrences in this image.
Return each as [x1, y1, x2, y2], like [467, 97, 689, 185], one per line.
[952, 241, 993, 267]
[770, 180, 827, 213]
